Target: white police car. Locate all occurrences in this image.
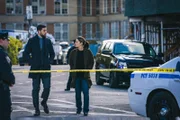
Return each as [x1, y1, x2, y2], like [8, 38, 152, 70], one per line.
[128, 56, 180, 119]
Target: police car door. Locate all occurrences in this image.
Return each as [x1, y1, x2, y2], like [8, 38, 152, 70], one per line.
[169, 61, 180, 107]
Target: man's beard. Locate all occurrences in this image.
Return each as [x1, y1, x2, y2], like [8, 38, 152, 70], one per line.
[41, 34, 46, 39]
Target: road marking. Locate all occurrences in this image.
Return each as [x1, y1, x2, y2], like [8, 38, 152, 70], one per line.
[13, 105, 34, 114]
[13, 110, 138, 116]
[12, 95, 135, 115]
[13, 101, 75, 108]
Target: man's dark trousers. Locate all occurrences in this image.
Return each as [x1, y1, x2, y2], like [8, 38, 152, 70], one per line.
[0, 86, 11, 120]
[32, 76, 50, 110]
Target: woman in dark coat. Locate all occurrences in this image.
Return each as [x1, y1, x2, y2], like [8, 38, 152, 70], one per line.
[69, 36, 94, 116]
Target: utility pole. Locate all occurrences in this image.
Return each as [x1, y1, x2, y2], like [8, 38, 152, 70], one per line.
[26, 0, 33, 37]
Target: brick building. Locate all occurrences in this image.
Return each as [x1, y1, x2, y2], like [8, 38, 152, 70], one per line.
[0, 0, 129, 42]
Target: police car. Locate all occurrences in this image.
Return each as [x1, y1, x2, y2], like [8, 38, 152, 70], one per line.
[128, 56, 180, 119]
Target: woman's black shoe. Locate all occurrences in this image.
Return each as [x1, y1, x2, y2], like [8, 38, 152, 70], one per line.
[41, 101, 49, 114]
[34, 110, 40, 116]
[84, 112, 88, 116]
[64, 88, 70, 91]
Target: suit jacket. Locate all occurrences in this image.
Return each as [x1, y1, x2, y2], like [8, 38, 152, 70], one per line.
[23, 35, 55, 79]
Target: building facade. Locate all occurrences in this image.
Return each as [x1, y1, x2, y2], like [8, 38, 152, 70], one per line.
[0, 0, 129, 42]
[125, 0, 180, 61]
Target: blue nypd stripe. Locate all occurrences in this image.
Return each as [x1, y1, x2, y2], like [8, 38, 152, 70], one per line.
[159, 74, 180, 79]
[131, 73, 180, 79]
[131, 74, 135, 78]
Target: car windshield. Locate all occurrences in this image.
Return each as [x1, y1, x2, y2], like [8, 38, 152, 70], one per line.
[60, 44, 69, 49]
[113, 42, 156, 56]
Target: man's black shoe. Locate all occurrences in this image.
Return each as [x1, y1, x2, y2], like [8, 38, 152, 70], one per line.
[64, 88, 70, 91]
[41, 101, 49, 114]
[34, 110, 40, 116]
[84, 112, 88, 116]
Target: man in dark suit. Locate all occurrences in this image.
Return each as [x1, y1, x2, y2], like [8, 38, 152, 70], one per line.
[0, 32, 15, 120]
[23, 25, 55, 116]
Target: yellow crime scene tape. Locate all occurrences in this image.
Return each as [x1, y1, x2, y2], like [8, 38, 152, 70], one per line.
[13, 68, 175, 73]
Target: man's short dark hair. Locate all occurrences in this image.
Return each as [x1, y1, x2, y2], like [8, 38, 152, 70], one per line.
[37, 24, 46, 31]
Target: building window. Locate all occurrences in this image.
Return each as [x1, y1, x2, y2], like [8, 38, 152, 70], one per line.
[111, 22, 119, 39]
[96, 24, 100, 39]
[32, 0, 46, 15]
[6, 23, 23, 30]
[78, 0, 82, 16]
[78, 24, 82, 36]
[54, 23, 69, 41]
[6, 0, 23, 14]
[86, 23, 92, 39]
[102, 23, 109, 39]
[86, 0, 91, 15]
[54, 0, 68, 15]
[103, 0, 108, 14]
[96, 0, 100, 15]
[121, 20, 129, 38]
[111, 0, 118, 13]
[121, 0, 125, 13]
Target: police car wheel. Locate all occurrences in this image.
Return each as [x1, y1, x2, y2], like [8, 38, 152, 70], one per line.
[95, 72, 104, 85]
[109, 72, 118, 88]
[147, 91, 179, 120]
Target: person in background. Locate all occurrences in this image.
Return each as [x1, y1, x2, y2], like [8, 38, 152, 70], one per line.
[0, 32, 15, 120]
[64, 40, 76, 91]
[23, 24, 55, 116]
[69, 36, 94, 116]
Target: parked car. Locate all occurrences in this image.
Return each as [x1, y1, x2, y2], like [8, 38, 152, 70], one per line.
[53, 43, 63, 65]
[17, 44, 31, 66]
[62, 46, 70, 64]
[95, 39, 164, 88]
[59, 42, 70, 64]
[128, 56, 180, 119]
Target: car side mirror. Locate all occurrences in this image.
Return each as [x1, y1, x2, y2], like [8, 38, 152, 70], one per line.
[158, 52, 164, 57]
[102, 50, 112, 55]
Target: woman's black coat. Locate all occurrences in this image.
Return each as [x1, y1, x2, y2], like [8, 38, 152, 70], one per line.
[23, 35, 55, 79]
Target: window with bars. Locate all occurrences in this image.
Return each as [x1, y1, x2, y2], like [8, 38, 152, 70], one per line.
[102, 23, 109, 39]
[78, 0, 82, 16]
[121, 20, 129, 38]
[78, 24, 82, 36]
[86, 0, 91, 15]
[54, 23, 69, 41]
[111, 0, 118, 13]
[32, 0, 46, 15]
[103, 0, 108, 14]
[86, 24, 92, 39]
[6, 23, 23, 30]
[96, 24, 100, 39]
[6, 0, 23, 14]
[96, 0, 100, 15]
[111, 22, 119, 39]
[54, 0, 68, 15]
[121, 0, 125, 13]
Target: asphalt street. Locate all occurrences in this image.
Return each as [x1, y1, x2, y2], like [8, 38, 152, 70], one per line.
[11, 65, 149, 120]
